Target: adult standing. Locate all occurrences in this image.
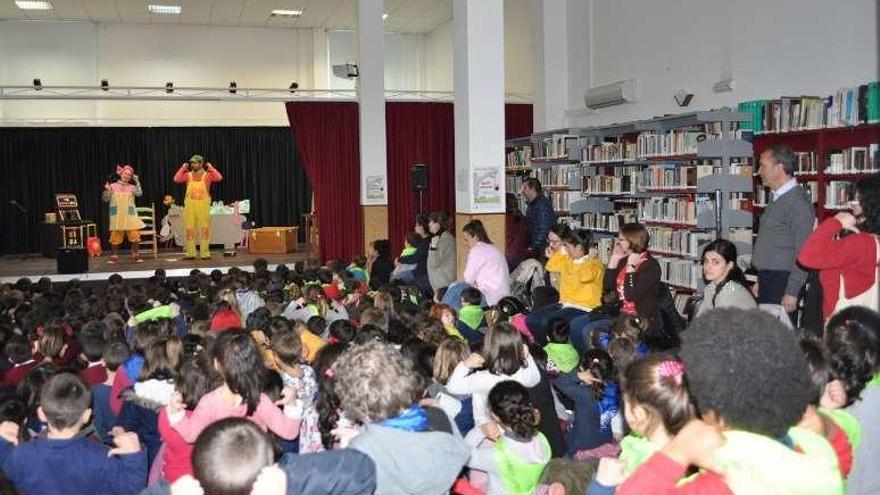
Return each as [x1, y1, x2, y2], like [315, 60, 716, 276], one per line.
[522, 178, 555, 258]
[504, 193, 530, 269]
[441, 220, 510, 310]
[173, 155, 223, 260]
[103, 164, 145, 264]
[427, 211, 456, 295]
[752, 145, 815, 322]
[798, 174, 880, 321]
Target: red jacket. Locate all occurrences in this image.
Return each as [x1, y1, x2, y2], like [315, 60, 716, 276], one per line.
[797, 218, 877, 319]
[616, 452, 733, 495]
[78, 363, 108, 387]
[2, 361, 40, 387]
[158, 407, 195, 483]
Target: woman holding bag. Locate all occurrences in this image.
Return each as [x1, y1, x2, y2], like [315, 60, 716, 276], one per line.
[798, 174, 880, 321]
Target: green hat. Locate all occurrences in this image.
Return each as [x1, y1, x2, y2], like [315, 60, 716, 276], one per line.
[189, 154, 204, 164]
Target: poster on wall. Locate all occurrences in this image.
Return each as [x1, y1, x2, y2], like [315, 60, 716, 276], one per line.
[365, 175, 386, 202]
[472, 167, 503, 212]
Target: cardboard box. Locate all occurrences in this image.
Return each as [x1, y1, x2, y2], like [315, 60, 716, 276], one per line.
[249, 227, 298, 254]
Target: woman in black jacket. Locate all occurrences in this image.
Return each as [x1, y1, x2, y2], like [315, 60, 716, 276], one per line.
[368, 239, 394, 290]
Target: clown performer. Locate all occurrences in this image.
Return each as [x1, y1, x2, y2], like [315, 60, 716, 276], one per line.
[102, 164, 145, 264]
[173, 154, 223, 259]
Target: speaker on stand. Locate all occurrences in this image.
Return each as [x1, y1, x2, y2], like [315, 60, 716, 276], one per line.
[410, 164, 428, 214]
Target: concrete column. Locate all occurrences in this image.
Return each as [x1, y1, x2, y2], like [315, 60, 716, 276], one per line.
[357, 0, 389, 254]
[453, 0, 507, 275]
[533, 0, 570, 131]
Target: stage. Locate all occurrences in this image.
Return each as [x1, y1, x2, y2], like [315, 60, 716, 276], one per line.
[0, 249, 308, 284]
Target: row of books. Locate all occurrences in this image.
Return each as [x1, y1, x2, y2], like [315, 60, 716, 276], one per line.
[581, 141, 638, 163]
[534, 134, 578, 160]
[793, 152, 819, 175]
[535, 166, 581, 188]
[640, 164, 697, 190]
[582, 208, 638, 233]
[506, 175, 529, 196]
[827, 145, 879, 174]
[636, 128, 708, 158]
[647, 227, 713, 258]
[825, 181, 856, 209]
[547, 190, 578, 212]
[737, 82, 880, 133]
[637, 197, 702, 225]
[506, 146, 532, 168]
[656, 257, 701, 290]
[754, 182, 818, 207]
[583, 170, 640, 195]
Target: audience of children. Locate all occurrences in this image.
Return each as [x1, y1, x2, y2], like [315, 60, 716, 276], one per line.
[0, 232, 878, 495]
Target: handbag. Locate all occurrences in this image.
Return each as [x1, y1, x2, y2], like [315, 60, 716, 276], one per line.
[833, 235, 880, 313]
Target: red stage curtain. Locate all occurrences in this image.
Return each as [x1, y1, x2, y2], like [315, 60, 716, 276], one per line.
[286, 101, 363, 263]
[386, 102, 456, 254]
[385, 103, 533, 254]
[505, 103, 534, 140]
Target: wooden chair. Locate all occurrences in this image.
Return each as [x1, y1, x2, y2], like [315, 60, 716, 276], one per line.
[136, 203, 159, 259]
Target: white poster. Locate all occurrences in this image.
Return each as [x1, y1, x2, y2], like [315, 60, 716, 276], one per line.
[472, 167, 502, 211]
[365, 175, 386, 202]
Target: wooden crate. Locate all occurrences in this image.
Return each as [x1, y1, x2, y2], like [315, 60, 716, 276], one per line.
[249, 227, 298, 254]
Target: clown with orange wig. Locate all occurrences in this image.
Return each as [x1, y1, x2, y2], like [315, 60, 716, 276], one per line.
[102, 164, 145, 263]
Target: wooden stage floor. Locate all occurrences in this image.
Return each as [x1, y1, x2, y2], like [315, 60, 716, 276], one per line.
[0, 249, 309, 284]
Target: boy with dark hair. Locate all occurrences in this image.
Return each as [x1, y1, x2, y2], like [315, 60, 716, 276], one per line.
[92, 342, 131, 443]
[78, 336, 107, 386]
[455, 287, 486, 344]
[2, 335, 38, 387]
[1, 373, 147, 494]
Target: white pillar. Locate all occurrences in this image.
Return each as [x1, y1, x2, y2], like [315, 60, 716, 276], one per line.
[453, 0, 506, 214]
[533, 0, 570, 131]
[357, 0, 387, 206]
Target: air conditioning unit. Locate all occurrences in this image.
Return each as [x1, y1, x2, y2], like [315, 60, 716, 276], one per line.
[584, 79, 636, 109]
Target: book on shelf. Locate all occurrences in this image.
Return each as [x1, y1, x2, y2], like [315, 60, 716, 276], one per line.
[637, 197, 704, 225]
[755, 182, 818, 206]
[656, 257, 701, 290]
[582, 166, 641, 195]
[535, 165, 581, 188]
[647, 227, 712, 258]
[547, 190, 579, 212]
[597, 237, 614, 265]
[636, 128, 709, 158]
[581, 141, 637, 162]
[738, 81, 880, 133]
[640, 163, 697, 190]
[506, 146, 532, 168]
[535, 134, 578, 159]
[826, 145, 879, 174]
[582, 207, 638, 233]
[825, 181, 856, 209]
[793, 152, 819, 175]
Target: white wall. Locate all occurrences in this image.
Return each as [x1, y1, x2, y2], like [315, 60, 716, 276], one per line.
[567, 0, 878, 127]
[326, 30, 426, 91]
[422, 0, 536, 95]
[0, 21, 316, 126]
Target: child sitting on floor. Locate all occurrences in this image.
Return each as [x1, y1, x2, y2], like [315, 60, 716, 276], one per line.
[0, 373, 147, 494]
[553, 348, 620, 458]
[270, 330, 319, 453]
[466, 380, 552, 495]
[456, 287, 487, 344]
[543, 318, 579, 375]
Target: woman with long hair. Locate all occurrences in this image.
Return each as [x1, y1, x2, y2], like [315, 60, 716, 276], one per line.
[694, 239, 756, 317]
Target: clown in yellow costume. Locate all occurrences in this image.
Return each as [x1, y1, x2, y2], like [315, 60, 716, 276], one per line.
[102, 164, 145, 264]
[173, 154, 223, 259]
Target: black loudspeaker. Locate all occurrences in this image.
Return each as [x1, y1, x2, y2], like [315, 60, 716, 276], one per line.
[410, 164, 428, 191]
[57, 248, 88, 274]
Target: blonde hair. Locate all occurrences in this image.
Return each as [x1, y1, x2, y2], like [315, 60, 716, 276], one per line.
[433, 339, 470, 385]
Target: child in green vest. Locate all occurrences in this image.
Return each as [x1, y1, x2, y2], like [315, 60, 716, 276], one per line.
[543, 318, 579, 375]
[466, 380, 551, 495]
[600, 308, 845, 495]
[456, 287, 487, 344]
[390, 232, 420, 282]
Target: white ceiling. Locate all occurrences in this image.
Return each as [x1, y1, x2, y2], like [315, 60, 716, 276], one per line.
[0, 0, 452, 33]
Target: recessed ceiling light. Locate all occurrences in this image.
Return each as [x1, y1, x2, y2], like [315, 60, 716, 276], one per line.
[271, 9, 303, 17]
[15, 1, 53, 10]
[382, 13, 388, 20]
[148, 4, 181, 14]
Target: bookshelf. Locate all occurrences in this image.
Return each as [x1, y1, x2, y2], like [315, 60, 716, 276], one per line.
[549, 110, 754, 293]
[750, 124, 880, 220]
